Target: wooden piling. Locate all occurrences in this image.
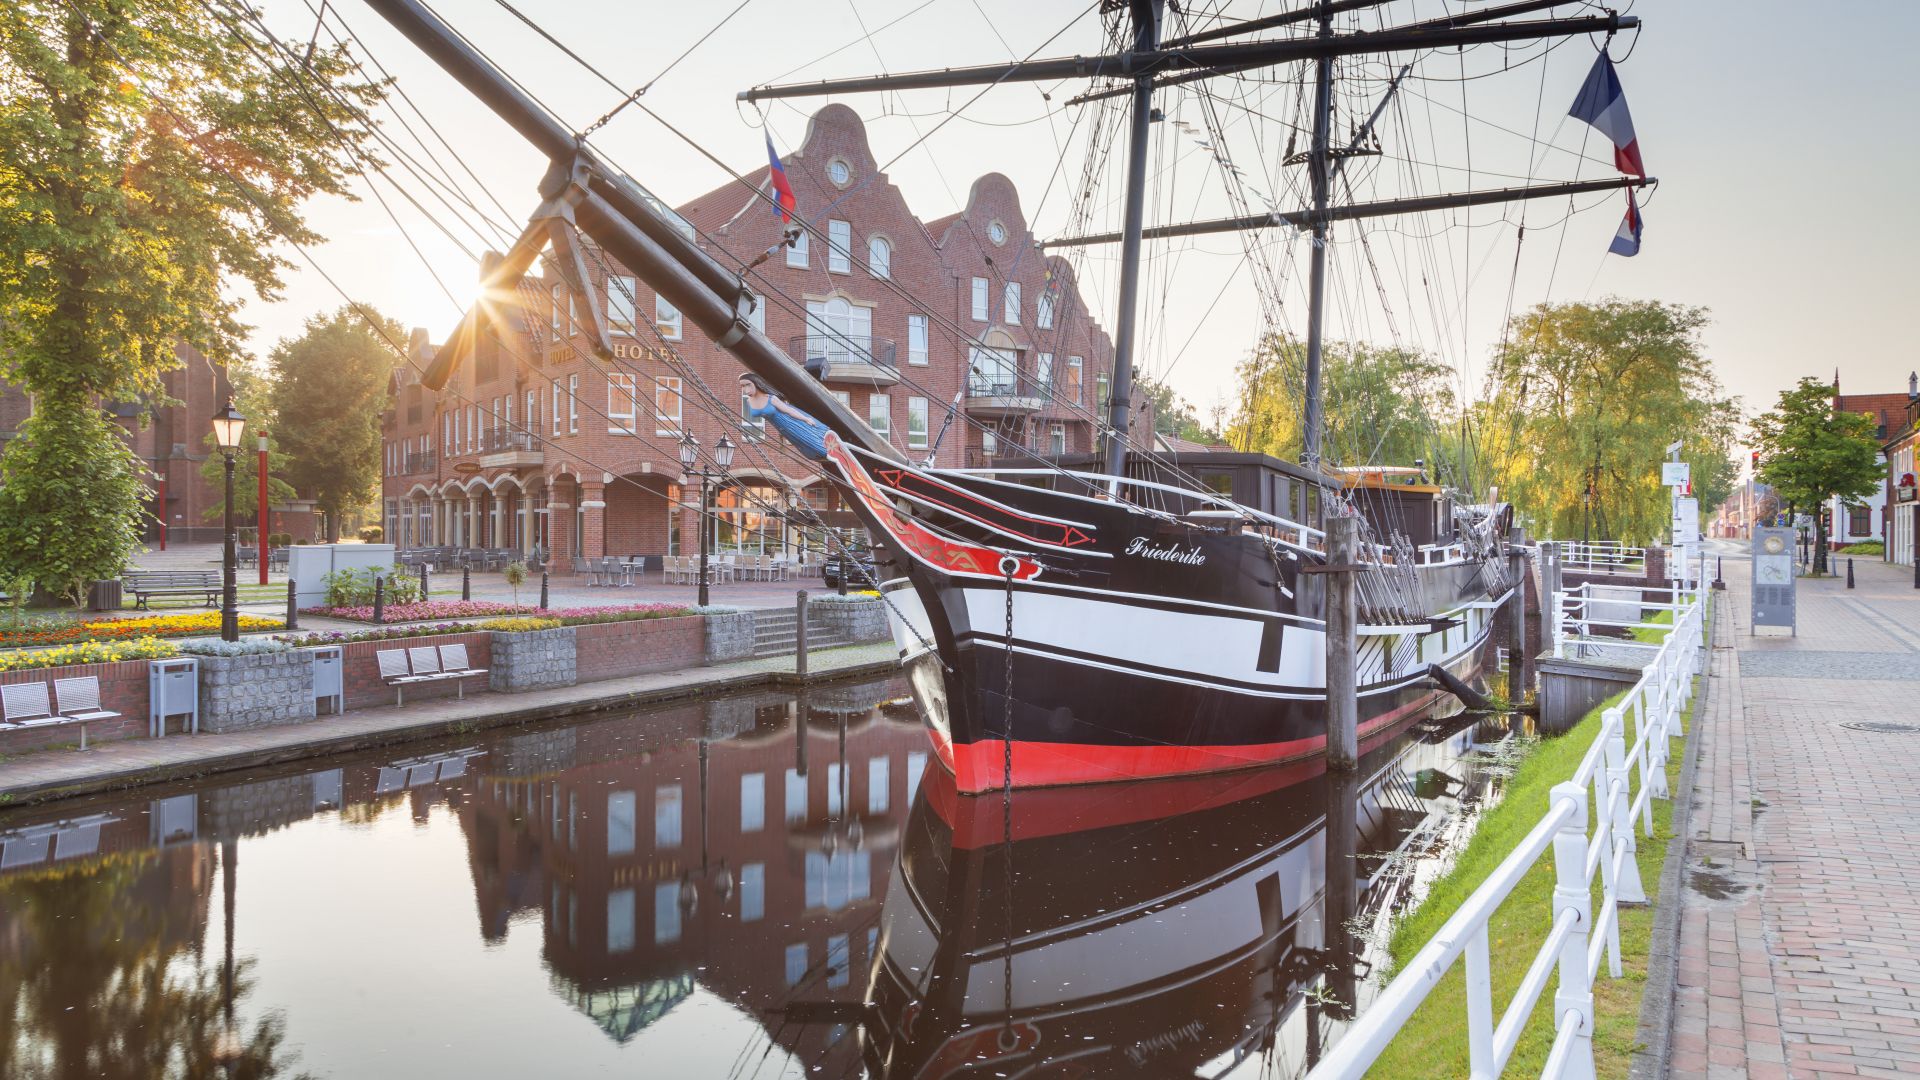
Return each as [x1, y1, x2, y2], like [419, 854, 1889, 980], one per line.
[1508, 526, 1530, 703]
[1326, 515, 1359, 771]
[795, 589, 810, 678]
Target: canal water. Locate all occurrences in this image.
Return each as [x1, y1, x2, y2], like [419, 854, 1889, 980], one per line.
[0, 677, 1521, 1077]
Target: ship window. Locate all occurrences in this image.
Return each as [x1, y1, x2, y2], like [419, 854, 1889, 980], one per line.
[1201, 471, 1233, 496]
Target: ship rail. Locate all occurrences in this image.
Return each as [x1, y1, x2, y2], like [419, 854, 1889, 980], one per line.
[944, 466, 1330, 554]
[1308, 581, 1706, 1080]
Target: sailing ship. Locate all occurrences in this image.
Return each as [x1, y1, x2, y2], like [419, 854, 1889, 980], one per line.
[366, 0, 1653, 793]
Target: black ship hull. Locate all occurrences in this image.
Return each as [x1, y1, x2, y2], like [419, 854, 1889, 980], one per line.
[825, 440, 1506, 794]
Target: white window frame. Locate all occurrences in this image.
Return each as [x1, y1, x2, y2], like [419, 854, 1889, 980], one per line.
[1051, 423, 1067, 456]
[525, 390, 536, 432]
[654, 295, 682, 340]
[1067, 355, 1084, 404]
[786, 229, 808, 268]
[970, 277, 989, 322]
[1004, 281, 1021, 325]
[549, 282, 565, 337]
[831, 390, 851, 408]
[568, 375, 579, 433]
[607, 274, 637, 336]
[981, 427, 997, 455]
[868, 392, 891, 440]
[747, 291, 766, 334]
[907, 397, 929, 450]
[867, 235, 891, 279]
[827, 219, 852, 274]
[907, 314, 928, 366]
[1037, 353, 1054, 390]
[654, 376, 683, 437]
[467, 405, 476, 452]
[551, 379, 562, 433]
[1038, 292, 1055, 330]
[608, 373, 638, 434]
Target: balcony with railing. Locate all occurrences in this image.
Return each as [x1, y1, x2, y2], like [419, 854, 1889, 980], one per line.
[964, 374, 1049, 417]
[790, 335, 899, 386]
[478, 428, 544, 470]
[403, 450, 438, 475]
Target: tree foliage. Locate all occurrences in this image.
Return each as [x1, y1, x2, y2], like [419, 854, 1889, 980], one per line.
[198, 362, 296, 523]
[1752, 376, 1883, 574]
[1135, 376, 1217, 445]
[267, 308, 401, 541]
[1228, 335, 1459, 472]
[0, 0, 383, 591]
[1478, 299, 1739, 544]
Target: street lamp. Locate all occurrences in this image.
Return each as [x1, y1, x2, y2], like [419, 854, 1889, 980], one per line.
[679, 433, 736, 606]
[211, 399, 247, 642]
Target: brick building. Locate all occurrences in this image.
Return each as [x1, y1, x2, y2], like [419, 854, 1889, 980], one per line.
[379, 104, 1126, 573]
[1884, 377, 1920, 566]
[1829, 379, 1912, 550]
[0, 341, 235, 544]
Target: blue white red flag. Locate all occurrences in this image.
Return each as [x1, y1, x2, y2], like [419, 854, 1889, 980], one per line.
[1609, 187, 1643, 257]
[1568, 54, 1645, 179]
[765, 133, 797, 224]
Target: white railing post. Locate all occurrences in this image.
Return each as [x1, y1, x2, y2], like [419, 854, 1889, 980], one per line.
[1549, 781, 1598, 1080]
[1464, 926, 1496, 1079]
[1551, 590, 1567, 658]
[1604, 709, 1648, 908]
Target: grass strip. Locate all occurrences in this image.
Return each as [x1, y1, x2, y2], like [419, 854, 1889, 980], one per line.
[1364, 693, 1686, 1078]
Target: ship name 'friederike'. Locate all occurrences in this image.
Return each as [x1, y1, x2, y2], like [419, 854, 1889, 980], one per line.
[1124, 537, 1209, 566]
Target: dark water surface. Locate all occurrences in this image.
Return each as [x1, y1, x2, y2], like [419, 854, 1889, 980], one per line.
[0, 676, 1517, 1078]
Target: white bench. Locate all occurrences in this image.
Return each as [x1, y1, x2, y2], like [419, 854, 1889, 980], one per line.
[1, 678, 118, 750]
[376, 645, 488, 705]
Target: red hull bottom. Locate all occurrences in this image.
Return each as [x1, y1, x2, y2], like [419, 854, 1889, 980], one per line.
[931, 687, 1446, 794]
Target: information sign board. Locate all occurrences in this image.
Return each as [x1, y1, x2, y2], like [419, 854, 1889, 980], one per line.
[1751, 526, 1796, 634]
[1661, 461, 1691, 487]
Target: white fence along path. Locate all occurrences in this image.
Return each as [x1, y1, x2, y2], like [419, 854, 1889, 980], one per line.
[1309, 582, 1706, 1079]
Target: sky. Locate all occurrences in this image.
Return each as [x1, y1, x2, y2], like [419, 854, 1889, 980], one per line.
[240, 0, 1920, 442]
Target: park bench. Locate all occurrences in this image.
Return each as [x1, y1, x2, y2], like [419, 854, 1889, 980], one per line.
[0, 676, 118, 750]
[121, 570, 221, 610]
[377, 645, 485, 705]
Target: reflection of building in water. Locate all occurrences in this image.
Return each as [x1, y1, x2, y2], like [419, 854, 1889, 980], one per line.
[456, 680, 926, 1063]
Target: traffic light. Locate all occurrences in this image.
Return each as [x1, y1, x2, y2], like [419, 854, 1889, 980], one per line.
[1751, 449, 1761, 472]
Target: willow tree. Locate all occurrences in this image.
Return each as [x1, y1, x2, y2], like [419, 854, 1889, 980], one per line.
[0, 2, 382, 599]
[1479, 299, 1738, 544]
[1229, 335, 1459, 473]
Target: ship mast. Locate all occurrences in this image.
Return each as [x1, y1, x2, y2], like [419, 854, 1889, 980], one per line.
[1102, 0, 1164, 477]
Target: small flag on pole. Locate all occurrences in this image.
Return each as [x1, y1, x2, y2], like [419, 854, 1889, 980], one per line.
[1568, 53, 1644, 178]
[765, 133, 797, 224]
[1609, 187, 1644, 257]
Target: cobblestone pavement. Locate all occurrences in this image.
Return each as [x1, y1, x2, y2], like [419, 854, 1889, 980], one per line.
[1667, 554, 1920, 1079]
[0, 642, 898, 806]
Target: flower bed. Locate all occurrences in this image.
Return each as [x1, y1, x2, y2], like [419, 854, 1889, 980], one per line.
[279, 621, 486, 647]
[482, 617, 562, 632]
[303, 599, 697, 626]
[0, 611, 283, 649]
[0, 637, 179, 673]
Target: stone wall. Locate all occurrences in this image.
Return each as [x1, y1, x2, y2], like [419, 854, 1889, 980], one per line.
[199, 651, 315, 733]
[705, 611, 756, 665]
[0, 659, 152, 752]
[808, 598, 890, 644]
[490, 625, 577, 693]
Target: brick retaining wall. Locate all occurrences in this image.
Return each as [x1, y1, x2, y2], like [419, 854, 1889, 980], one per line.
[0, 661, 151, 752]
[574, 616, 705, 683]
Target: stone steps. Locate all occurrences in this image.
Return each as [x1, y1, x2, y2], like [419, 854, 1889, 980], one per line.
[751, 612, 852, 657]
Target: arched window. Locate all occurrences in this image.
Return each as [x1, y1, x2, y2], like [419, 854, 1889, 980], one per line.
[868, 236, 892, 279]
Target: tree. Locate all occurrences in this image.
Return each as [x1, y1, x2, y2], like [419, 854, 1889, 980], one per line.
[268, 308, 401, 541]
[1752, 376, 1883, 575]
[199, 362, 296, 525]
[1478, 299, 1739, 544]
[1135, 377, 1217, 445]
[1228, 335, 1459, 473]
[0, 1, 382, 599]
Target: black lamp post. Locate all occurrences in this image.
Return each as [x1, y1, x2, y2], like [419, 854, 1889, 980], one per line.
[211, 399, 247, 642]
[679, 433, 736, 607]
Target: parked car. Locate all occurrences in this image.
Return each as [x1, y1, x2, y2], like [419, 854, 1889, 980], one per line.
[822, 546, 876, 590]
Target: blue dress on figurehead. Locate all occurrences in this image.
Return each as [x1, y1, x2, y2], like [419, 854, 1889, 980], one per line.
[745, 397, 834, 460]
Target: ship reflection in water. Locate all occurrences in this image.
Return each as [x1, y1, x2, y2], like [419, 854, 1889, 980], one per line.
[0, 677, 1511, 1077]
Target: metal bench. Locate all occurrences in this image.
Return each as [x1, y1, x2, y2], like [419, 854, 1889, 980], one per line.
[121, 570, 221, 609]
[0, 682, 90, 749]
[438, 643, 488, 684]
[53, 677, 119, 750]
[407, 645, 476, 699]
[376, 648, 439, 706]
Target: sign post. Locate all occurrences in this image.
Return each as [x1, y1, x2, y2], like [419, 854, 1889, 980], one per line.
[1752, 526, 1797, 636]
[1662, 443, 1698, 590]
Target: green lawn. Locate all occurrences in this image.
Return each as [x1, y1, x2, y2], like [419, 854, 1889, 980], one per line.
[1365, 688, 1687, 1078]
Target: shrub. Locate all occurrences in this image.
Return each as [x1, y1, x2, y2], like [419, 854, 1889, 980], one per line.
[279, 621, 481, 647]
[503, 561, 528, 607]
[321, 566, 421, 608]
[482, 616, 562, 632]
[813, 591, 881, 603]
[267, 532, 291, 548]
[0, 636, 179, 673]
[176, 637, 291, 656]
[1839, 540, 1884, 556]
[357, 525, 384, 543]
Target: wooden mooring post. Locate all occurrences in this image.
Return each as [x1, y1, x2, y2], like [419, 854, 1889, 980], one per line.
[795, 589, 809, 678]
[1508, 527, 1531, 703]
[1326, 515, 1359, 771]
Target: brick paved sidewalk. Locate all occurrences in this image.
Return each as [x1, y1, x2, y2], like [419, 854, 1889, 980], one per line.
[0, 642, 897, 807]
[1665, 554, 1920, 1079]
